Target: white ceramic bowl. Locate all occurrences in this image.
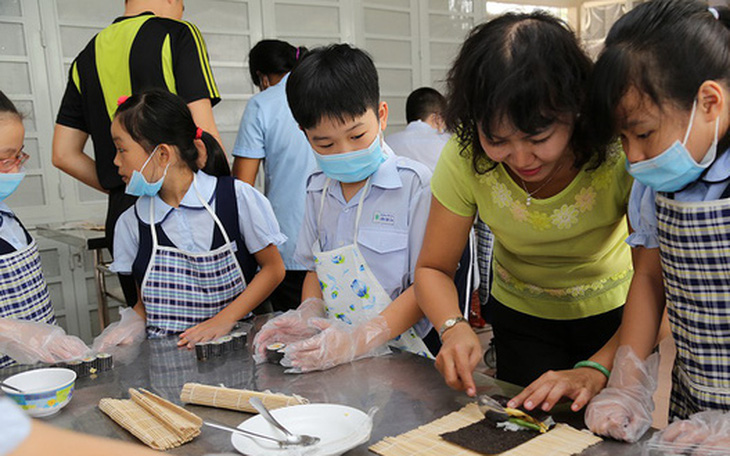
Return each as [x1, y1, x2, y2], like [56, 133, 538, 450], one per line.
[2, 367, 76, 417]
[231, 403, 373, 456]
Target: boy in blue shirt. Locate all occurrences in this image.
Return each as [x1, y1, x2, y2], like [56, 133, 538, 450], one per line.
[253, 44, 437, 372]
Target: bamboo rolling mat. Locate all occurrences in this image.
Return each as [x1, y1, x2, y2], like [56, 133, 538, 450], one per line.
[369, 403, 602, 456]
[99, 388, 202, 450]
[180, 382, 308, 414]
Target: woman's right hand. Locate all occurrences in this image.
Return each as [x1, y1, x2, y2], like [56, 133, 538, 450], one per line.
[435, 323, 482, 396]
[508, 367, 608, 412]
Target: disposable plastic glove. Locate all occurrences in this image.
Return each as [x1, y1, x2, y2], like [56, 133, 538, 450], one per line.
[252, 297, 326, 363]
[0, 318, 90, 364]
[91, 307, 146, 361]
[281, 315, 392, 373]
[649, 410, 730, 456]
[585, 345, 660, 442]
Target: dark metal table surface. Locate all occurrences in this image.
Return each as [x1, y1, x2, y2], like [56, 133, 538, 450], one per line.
[0, 327, 647, 455]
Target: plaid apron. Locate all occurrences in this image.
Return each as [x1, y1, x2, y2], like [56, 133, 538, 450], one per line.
[655, 193, 730, 419]
[141, 178, 246, 337]
[314, 178, 433, 359]
[0, 222, 55, 368]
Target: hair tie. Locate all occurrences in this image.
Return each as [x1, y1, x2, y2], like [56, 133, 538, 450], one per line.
[709, 7, 720, 20]
[117, 95, 130, 106]
[195, 127, 203, 140]
[295, 47, 300, 60]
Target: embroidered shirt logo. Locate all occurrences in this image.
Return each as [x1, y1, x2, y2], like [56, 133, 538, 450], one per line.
[373, 212, 395, 225]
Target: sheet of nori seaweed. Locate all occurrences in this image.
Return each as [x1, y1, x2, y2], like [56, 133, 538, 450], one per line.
[441, 417, 539, 454]
[439, 394, 554, 454]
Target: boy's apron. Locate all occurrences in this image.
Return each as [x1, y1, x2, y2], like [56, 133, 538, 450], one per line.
[0, 217, 55, 368]
[141, 177, 246, 337]
[313, 178, 433, 358]
[655, 193, 730, 419]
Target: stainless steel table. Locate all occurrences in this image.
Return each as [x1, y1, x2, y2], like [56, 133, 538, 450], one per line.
[0, 325, 647, 455]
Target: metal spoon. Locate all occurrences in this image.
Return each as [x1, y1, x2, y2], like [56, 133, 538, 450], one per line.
[204, 420, 296, 448]
[249, 397, 320, 446]
[0, 381, 24, 393]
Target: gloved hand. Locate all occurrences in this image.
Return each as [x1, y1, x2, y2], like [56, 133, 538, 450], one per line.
[281, 315, 392, 373]
[91, 307, 146, 359]
[649, 410, 730, 455]
[0, 318, 90, 364]
[252, 297, 326, 363]
[585, 345, 660, 442]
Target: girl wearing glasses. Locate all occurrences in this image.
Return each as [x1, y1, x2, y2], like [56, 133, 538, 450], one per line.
[0, 90, 89, 367]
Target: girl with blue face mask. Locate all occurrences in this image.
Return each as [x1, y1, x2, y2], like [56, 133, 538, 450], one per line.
[578, 0, 730, 445]
[95, 89, 286, 352]
[0, 90, 89, 367]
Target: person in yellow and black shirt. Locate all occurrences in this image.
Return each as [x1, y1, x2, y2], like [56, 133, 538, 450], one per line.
[53, 0, 221, 306]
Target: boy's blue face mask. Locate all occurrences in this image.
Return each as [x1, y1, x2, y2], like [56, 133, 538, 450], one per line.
[626, 100, 718, 192]
[0, 170, 25, 201]
[313, 131, 386, 183]
[125, 146, 169, 197]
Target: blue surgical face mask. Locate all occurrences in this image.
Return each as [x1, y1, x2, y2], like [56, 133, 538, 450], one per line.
[313, 131, 386, 183]
[0, 169, 25, 201]
[125, 146, 169, 197]
[626, 100, 719, 192]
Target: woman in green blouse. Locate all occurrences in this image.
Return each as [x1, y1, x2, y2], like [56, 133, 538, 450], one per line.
[415, 12, 633, 414]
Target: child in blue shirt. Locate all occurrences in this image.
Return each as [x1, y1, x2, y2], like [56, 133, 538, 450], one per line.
[576, 0, 730, 446]
[0, 90, 88, 367]
[97, 90, 285, 351]
[232, 40, 315, 312]
[253, 44, 436, 372]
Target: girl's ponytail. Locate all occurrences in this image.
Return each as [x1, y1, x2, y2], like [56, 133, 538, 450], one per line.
[199, 130, 230, 177]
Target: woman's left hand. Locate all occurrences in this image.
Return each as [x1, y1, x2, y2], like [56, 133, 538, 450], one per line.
[178, 316, 237, 349]
[508, 367, 608, 412]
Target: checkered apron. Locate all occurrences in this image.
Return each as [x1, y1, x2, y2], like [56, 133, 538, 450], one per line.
[655, 194, 730, 419]
[0, 227, 55, 368]
[142, 180, 246, 337]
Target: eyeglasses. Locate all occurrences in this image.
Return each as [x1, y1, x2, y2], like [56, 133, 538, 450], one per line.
[0, 147, 29, 172]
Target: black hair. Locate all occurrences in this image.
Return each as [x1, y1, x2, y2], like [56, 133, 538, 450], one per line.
[588, 0, 730, 148]
[406, 87, 446, 123]
[286, 44, 380, 130]
[115, 89, 230, 176]
[0, 90, 22, 120]
[248, 40, 307, 88]
[445, 12, 596, 174]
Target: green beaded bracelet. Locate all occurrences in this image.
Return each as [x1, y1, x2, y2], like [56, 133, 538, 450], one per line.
[574, 360, 611, 379]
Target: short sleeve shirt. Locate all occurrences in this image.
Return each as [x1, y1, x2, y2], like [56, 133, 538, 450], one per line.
[0, 203, 29, 251]
[627, 149, 730, 249]
[111, 171, 286, 274]
[56, 12, 220, 190]
[0, 397, 31, 455]
[385, 121, 451, 172]
[232, 74, 315, 269]
[294, 150, 432, 301]
[431, 138, 634, 320]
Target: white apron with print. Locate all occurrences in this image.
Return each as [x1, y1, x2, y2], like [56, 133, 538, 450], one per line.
[141, 178, 246, 337]
[313, 178, 433, 358]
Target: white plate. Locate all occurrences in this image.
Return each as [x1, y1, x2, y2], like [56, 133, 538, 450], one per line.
[231, 403, 372, 456]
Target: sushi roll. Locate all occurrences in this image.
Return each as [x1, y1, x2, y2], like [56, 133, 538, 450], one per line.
[66, 360, 83, 376]
[195, 342, 211, 361]
[81, 356, 97, 376]
[231, 331, 247, 351]
[96, 353, 113, 372]
[210, 340, 222, 358]
[266, 342, 286, 364]
[219, 335, 233, 355]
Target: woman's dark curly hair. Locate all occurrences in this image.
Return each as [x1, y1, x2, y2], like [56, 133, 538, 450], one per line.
[445, 12, 601, 174]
